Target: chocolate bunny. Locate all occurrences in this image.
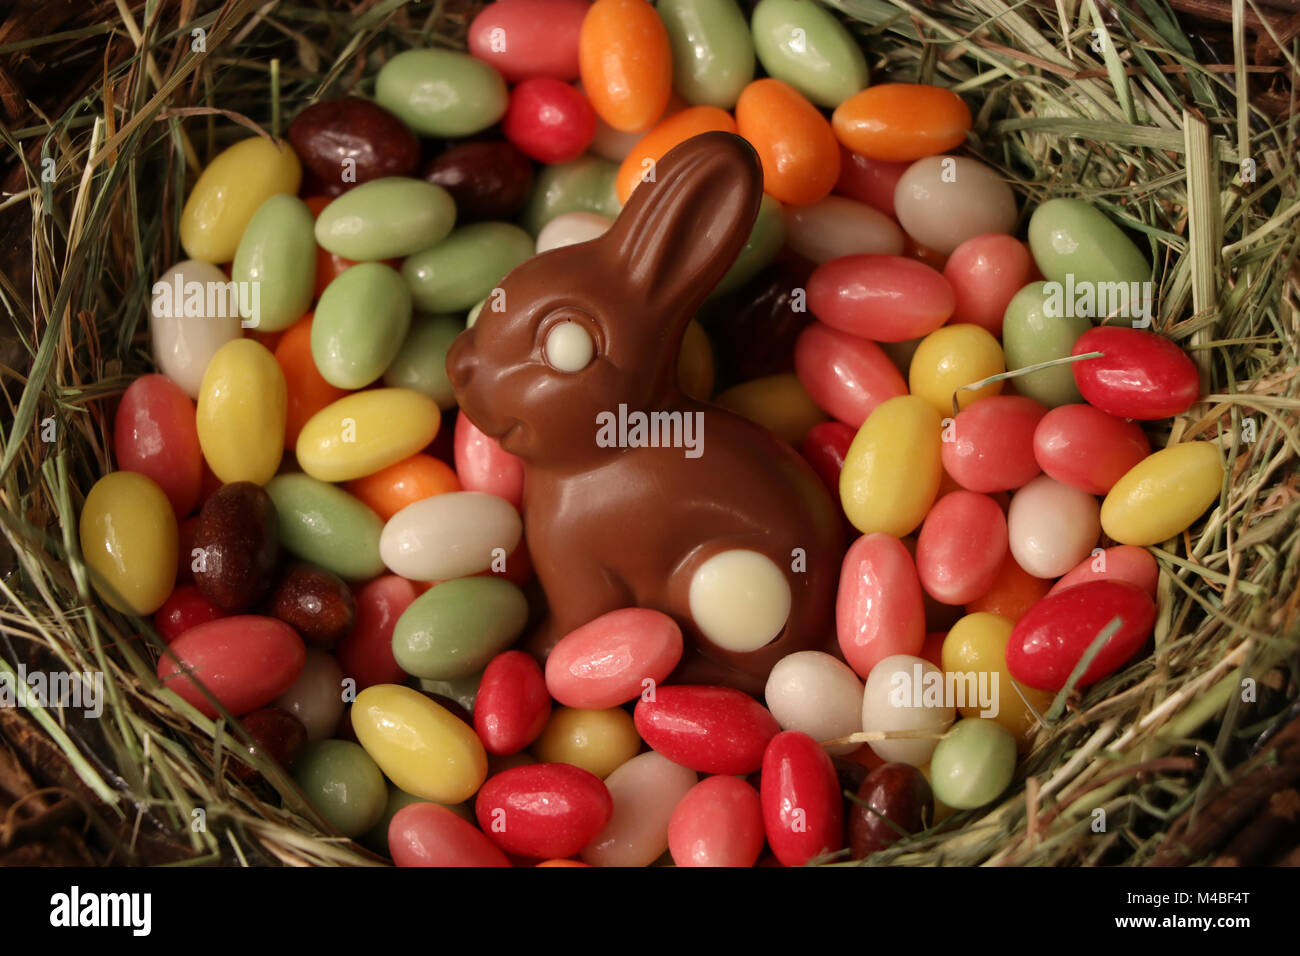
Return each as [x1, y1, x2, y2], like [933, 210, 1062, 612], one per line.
[446, 131, 843, 696]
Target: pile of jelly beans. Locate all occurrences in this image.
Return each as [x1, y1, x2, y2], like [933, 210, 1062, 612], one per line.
[77, 0, 1225, 865]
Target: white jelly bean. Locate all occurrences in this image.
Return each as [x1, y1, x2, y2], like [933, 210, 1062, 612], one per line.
[1007, 474, 1101, 578]
[893, 156, 1017, 256]
[581, 751, 698, 867]
[689, 549, 791, 653]
[783, 196, 904, 264]
[271, 648, 345, 743]
[861, 653, 955, 766]
[149, 259, 244, 398]
[379, 491, 523, 581]
[764, 650, 864, 755]
[536, 212, 614, 253]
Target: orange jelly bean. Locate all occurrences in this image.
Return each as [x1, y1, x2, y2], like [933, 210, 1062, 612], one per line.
[273, 314, 349, 448]
[579, 0, 673, 133]
[616, 106, 737, 204]
[735, 79, 840, 206]
[832, 83, 972, 163]
[345, 453, 462, 521]
[965, 551, 1051, 621]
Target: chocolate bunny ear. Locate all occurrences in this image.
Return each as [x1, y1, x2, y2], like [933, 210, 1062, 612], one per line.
[605, 131, 763, 318]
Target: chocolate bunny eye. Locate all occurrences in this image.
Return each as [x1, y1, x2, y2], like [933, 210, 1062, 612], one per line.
[544, 320, 595, 372]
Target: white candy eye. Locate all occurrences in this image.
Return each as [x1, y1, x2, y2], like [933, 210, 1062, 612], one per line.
[544, 321, 594, 372]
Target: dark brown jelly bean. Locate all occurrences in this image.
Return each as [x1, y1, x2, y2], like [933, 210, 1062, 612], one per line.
[422, 140, 534, 222]
[288, 98, 421, 191]
[267, 563, 356, 649]
[699, 256, 816, 389]
[192, 481, 279, 610]
[847, 762, 933, 859]
[233, 706, 309, 782]
[831, 754, 871, 796]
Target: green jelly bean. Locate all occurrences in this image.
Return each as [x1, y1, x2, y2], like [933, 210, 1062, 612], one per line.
[711, 194, 785, 298]
[1027, 198, 1151, 289]
[265, 474, 385, 580]
[751, 0, 868, 109]
[383, 314, 464, 409]
[392, 577, 529, 681]
[1002, 282, 1092, 407]
[231, 194, 316, 332]
[312, 261, 412, 389]
[419, 671, 484, 712]
[374, 49, 507, 138]
[401, 223, 534, 313]
[522, 157, 621, 235]
[315, 178, 456, 261]
[659, 0, 755, 108]
[293, 740, 388, 838]
[928, 718, 1017, 810]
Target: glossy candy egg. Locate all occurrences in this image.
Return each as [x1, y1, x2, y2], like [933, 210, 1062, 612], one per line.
[113, 374, 202, 517]
[158, 615, 306, 718]
[1070, 327, 1200, 420]
[1100, 442, 1223, 546]
[545, 608, 683, 709]
[764, 651, 864, 755]
[860, 654, 955, 766]
[940, 395, 1047, 493]
[80, 472, 178, 615]
[634, 685, 780, 774]
[476, 763, 614, 859]
[836, 533, 926, 679]
[668, 775, 765, 867]
[915, 491, 1008, 605]
[807, 254, 954, 342]
[832, 84, 971, 162]
[389, 803, 510, 867]
[579, 0, 673, 132]
[1006, 475, 1100, 579]
[582, 751, 698, 866]
[761, 731, 844, 866]
[1032, 403, 1151, 495]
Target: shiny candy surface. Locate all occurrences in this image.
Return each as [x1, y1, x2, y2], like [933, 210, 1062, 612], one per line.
[861, 654, 955, 766]
[735, 78, 840, 205]
[1033, 403, 1151, 495]
[113, 374, 202, 517]
[1007, 475, 1101, 579]
[916, 491, 1008, 605]
[154, 584, 228, 644]
[504, 77, 597, 164]
[231, 194, 316, 332]
[192, 481, 279, 610]
[668, 775, 765, 867]
[389, 803, 510, 867]
[1100, 442, 1223, 546]
[536, 212, 614, 254]
[764, 650, 864, 755]
[1050, 545, 1159, 597]
[380, 490, 522, 581]
[928, 718, 1017, 809]
[475, 651, 552, 756]
[894, 156, 1017, 256]
[274, 315, 349, 448]
[941, 396, 1047, 493]
[344, 453, 460, 522]
[836, 533, 926, 679]
[832, 84, 971, 162]
[807, 255, 954, 342]
[401, 222, 535, 313]
[267, 563, 355, 649]
[158, 615, 305, 718]
[314, 178, 456, 261]
[383, 315, 464, 408]
[783, 196, 904, 265]
[840, 396, 944, 536]
[391, 577, 529, 680]
[311, 262, 412, 389]
[374, 49, 508, 137]
[801, 420, 855, 495]
[940, 612, 1052, 742]
[533, 706, 642, 779]
[1027, 197, 1150, 288]
[634, 685, 780, 774]
[424, 140, 535, 223]
[521, 155, 622, 234]
[1001, 282, 1091, 407]
[795, 322, 907, 429]
[847, 762, 932, 858]
[581, 751, 697, 866]
[965, 552, 1050, 622]
[476, 763, 614, 859]
[148, 260, 244, 399]
[180, 137, 302, 263]
[265, 474, 386, 580]
[908, 324, 1005, 415]
[287, 98, 420, 190]
[545, 608, 683, 709]
[835, 148, 909, 218]
[616, 106, 737, 204]
[271, 648, 345, 743]
[761, 730, 844, 866]
[336, 576, 417, 690]
[454, 413, 525, 510]
[80, 472, 178, 615]
[293, 740, 387, 837]
[751, 0, 868, 108]
[296, 389, 441, 483]
[943, 234, 1034, 336]
[658, 0, 754, 108]
[713, 373, 826, 445]
[467, 0, 589, 82]
[579, 0, 673, 132]
[195, 339, 286, 485]
[1070, 327, 1201, 420]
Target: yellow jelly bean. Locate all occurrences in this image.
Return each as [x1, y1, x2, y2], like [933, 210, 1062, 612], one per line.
[79, 472, 178, 615]
[297, 389, 442, 483]
[1101, 441, 1224, 546]
[941, 612, 1053, 747]
[196, 339, 286, 485]
[532, 706, 641, 779]
[351, 684, 488, 804]
[714, 373, 827, 445]
[840, 395, 942, 536]
[909, 324, 1005, 415]
[180, 137, 302, 264]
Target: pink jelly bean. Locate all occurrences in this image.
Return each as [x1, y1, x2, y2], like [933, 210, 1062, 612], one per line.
[1048, 545, 1158, 597]
[545, 607, 683, 709]
[633, 685, 780, 775]
[668, 775, 765, 867]
[941, 395, 1047, 493]
[807, 255, 955, 342]
[390, 803, 511, 867]
[1071, 326, 1200, 420]
[1033, 403, 1151, 495]
[942, 234, 1034, 335]
[836, 533, 926, 678]
[800, 420, 856, 496]
[795, 321, 908, 428]
[158, 615, 305, 718]
[454, 412, 525, 510]
[916, 491, 1008, 605]
[834, 147, 909, 219]
[113, 373, 203, 517]
[761, 731, 844, 867]
[503, 77, 596, 164]
[476, 763, 613, 859]
[335, 576, 417, 691]
[467, 0, 589, 82]
[475, 650, 552, 755]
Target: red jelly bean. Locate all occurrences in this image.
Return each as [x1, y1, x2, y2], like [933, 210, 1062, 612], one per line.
[158, 615, 306, 718]
[475, 650, 552, 755]
[761, 731, 844, 867]
[941, 395, 1047, 493]
[390, 803, 511, 867]
[1049, 545, 1158, 598]
[668, 775, 765, 868]
[835, 147, 909, 219]
[836, 533, 926, 678]
[633, 685, 780, 774]
[1071, 326, 1200, 420]
[916, 491, 1008, 605]
[154, 584, 229, 644]
[1032, 403, 1151, 495]
[454, 412, 525, 511]
[1007, 581, 1156, 691]
[468, 0, 589, 83]
[503, 77, 596, 164]
[335, 576, 417, 691]
[795, 321, 908, 428]
[475, 763, 613, 859]
[800, 420, 856, 496]
[807, 255, 955, 342]
[942, 234, 1034, 336]
[113, 373, 203, 517]
[545, 608, 683, 709]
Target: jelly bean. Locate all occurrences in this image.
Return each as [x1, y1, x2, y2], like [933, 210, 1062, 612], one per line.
[381, 315, 464, 410]
[835, 148, 909, 218]
[894, 156, 1017, 256]
[402, 223, 535, 313]
[267, 564, 355, 649]
[941, 395, 1047, 493]
[658, 0, 754, 108]
[192, 481, 279, 610]
[634, 685, 780, 774]
[232, 707, 308, 782]
[801, 420, 856, 495]
[751, 0, 867, 108]
[534, 706, 642, 779]
[668, 774, 765, 867]
[423, 141, 535, 224]
[374, 49, 507, 137]
[735, 78, 840, 206]
[941, 613, 1053, 743]
[1070, 326, 1200, 420]
[271, 648, 345, 743]
[847, 762, 933, 858]
[832, 84, 971, 162]
[783, 196, 904, 265]
[929, 718, 1016, 810]
[380, 490, 522, 581]
[545, 608, 684, 709]
[454, 413, 525, 511]
[806, 255, 954, 342]
[80, 472, 178, 615]
[158, 615, 305, 718]
[714, 373, 826, 445]
[615, 106, 737, 204]
[180, 137, 301, 263]
[230, 194, 315, 332]
[836, 534, 926, 678]
[943, 234, 1035, 336]
[297, 390, 440, 484]
[113, 374, 202, 517]
[1007, 581, 1156, 690]
[579, 0, 672, 132]
[336, 576, 417, 691]
[314, 178, 456, 263]
[195, 339, 286, 485]
[1001, 282, 1091, 407]
[965, 552, 1050, 621]
[861, 654, 955, 765]
[148, 260, 243, 399]
[583, 751, 698, 866]
[1050, 545, 1158, 599]
[311, 262, 411, 389]
[265, 474, 386, 580]
[503, 77, 596, 164]
[474, 651, 552, 756]
[389, 803, 510, 867]
[711, 194, 786, 297]
[761, 730, 844, 866]
[536, 212, 614, 254]
[1032, 403, 1150, 495]
[468, 0, 588, 81]
[363, 787, 431, 855]
[840, 396, 943, 537]
[273, 315, 349, 449]
[678, 318, 715, 401]
[344, 454, 460, 523]
[478, 763, 613, 858]
[1101, 442, 1223, 546]
[522, 156, 622, 234]
[288, 98, 420, 190]
[916, 491, 1008, 605]
[795, 321, 907, 429]
[154, 584, 228, 644]
[1007, 475, 1100, 579]
[420, 670, 484, 715]
[1027, 197, 1150, 288]
[392, 577, 528, 680]
[703, 258, 812, 382]
[764, 650, 864, 755]
[293, 739, 388, 837]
